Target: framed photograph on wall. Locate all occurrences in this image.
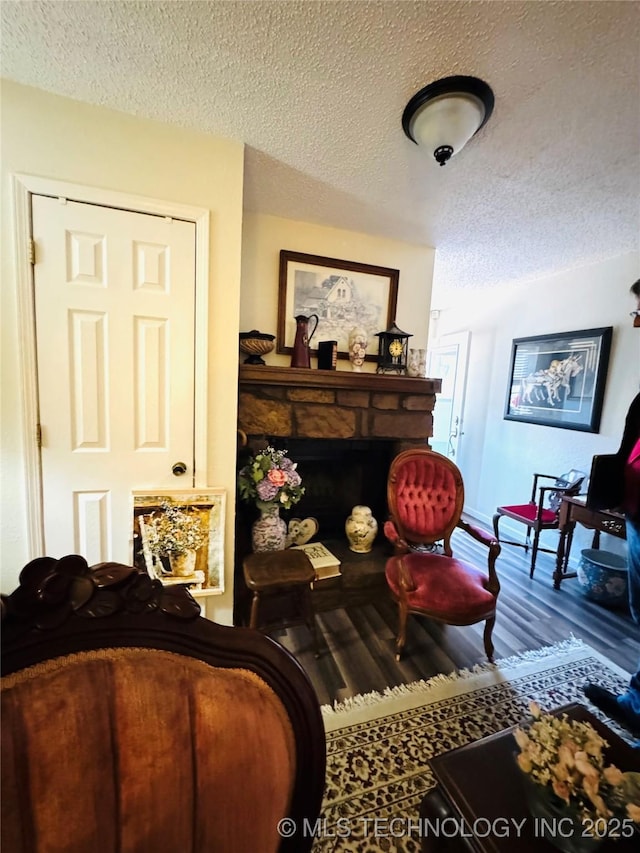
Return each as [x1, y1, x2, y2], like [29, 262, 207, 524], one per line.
[277, 250, 399, 361]
[132, 489, 225, 593]
[503, 327, 613, 432]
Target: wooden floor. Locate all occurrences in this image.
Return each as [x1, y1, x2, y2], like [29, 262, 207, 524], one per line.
[269, 529, 640, 707]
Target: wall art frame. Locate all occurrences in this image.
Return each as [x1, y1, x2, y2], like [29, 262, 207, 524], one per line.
[132, 489, 225, 593]
[277, 250, 399, 362]
[503, 326, 613, 432]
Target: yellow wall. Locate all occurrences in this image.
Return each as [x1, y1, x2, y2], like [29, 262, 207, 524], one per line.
[1, 80, 244, 622]
[240, 212, 436, 369]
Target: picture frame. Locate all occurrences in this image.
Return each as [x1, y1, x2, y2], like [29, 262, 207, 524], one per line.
[503, 327, 613, 432]
[277, 250, 399, 361]
[132, 489, 225, 593]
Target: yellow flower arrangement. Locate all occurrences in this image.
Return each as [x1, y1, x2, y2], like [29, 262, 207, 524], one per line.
[514, 701, 640, 829]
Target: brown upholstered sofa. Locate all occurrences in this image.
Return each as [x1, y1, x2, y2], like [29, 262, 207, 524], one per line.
[1, 556, 326, 852]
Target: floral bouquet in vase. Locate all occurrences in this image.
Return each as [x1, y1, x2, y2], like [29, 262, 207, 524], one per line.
[238, 446, 304, 551]
[514, 701, 640, 852]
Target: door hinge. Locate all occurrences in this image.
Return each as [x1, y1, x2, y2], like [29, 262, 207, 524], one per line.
[28, 238, 36, 266]
[36, 423, 42, 448]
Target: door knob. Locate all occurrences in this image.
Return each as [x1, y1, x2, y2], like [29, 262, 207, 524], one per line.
[172, 461, 187, 476]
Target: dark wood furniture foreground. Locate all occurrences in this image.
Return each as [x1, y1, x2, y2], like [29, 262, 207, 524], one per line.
[1, 556, 326, 853]
[421, 704, 640, 853]
[553, 496, 626, 589]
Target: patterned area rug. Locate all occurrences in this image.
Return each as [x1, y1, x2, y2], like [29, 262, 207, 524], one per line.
[313, 637, 633, 853]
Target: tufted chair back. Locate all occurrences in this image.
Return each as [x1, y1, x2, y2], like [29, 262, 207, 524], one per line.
[386, 449, 465, 555]
[1, 556, 326, 853]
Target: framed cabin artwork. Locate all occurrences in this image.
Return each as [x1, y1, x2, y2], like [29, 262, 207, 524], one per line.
[277, 250, 399, 362]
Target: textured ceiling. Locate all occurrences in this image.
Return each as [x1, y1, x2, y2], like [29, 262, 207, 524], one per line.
[1, 0, 639, 290]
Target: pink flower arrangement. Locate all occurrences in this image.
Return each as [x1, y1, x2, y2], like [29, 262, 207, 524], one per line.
[238, 446, 304, 510]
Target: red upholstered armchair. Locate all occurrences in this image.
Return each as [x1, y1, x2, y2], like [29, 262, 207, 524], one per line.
[492, 470, 585, 578]
[384, 449, 501, 662]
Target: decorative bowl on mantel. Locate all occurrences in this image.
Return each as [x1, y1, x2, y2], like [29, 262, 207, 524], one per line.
[239, 330, 276, 365]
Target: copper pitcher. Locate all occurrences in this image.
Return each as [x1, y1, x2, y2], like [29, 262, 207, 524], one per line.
[290, 314, 319, 368]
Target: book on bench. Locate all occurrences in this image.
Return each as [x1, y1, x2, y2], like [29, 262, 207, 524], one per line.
[292, 541, 341, 581]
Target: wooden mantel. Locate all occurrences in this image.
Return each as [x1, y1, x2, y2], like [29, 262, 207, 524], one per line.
[239, 365, 441, 394]
[238, 365, 442, 443]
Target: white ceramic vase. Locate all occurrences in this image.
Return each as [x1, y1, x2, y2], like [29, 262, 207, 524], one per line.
[348, 326, 368, 372]
[407, 348, 426, 377]
[345, 505, 378, 553]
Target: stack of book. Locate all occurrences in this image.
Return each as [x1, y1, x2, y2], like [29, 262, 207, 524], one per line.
[292, 541, 341, 582]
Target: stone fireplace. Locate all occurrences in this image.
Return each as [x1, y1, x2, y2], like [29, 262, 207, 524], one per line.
[238, 365, 441, 444]
[234, 364, 441, 621]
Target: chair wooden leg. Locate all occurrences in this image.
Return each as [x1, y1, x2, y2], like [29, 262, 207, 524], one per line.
[492, 512, 501, 542]
[524, 526, 532, 554]
[530, 529, 541, 578]
[395, 602, 408, 661]
[299, 585, 321, 658]
[483, 615, 496, 663]
[249, 592, 261, 630]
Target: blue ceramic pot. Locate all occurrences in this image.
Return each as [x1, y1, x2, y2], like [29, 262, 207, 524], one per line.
[577, 549, 628, 608]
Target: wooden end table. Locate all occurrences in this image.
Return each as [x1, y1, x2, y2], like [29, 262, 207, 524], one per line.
[553, 497, 626, 590]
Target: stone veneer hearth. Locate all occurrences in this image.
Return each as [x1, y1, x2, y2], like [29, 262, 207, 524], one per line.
[237, 365, 441, 446]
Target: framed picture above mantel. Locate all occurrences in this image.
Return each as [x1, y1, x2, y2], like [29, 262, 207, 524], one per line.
[277, 250, 399, 362]
[503, 327, 613, 432]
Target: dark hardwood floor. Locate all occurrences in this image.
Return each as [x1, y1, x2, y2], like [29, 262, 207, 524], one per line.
[267, 528, 640, 707]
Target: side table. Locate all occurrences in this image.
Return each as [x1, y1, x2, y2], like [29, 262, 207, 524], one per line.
[553, 497, 626, 590]
[243, 548, 320, 655]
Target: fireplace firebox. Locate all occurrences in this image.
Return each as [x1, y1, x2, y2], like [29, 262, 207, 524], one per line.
[272, 438, 393, 540]
[234, 365, 442, 624]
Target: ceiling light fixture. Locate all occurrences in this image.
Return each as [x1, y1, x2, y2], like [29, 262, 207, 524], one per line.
[402, 75, 494, 166]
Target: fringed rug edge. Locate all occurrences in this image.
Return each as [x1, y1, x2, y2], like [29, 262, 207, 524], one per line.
[321, 635, 630, 729]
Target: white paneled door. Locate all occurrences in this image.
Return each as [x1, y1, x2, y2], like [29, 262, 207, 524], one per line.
[426, 331, 470, 459]
[32, 196, 196, 564]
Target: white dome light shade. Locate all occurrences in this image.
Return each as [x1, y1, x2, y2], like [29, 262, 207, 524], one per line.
[402, 76, 494, 166]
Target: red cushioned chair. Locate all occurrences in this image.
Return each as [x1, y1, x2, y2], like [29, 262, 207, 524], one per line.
[492, 470, 585, 579]
[383, 449, 501, 662]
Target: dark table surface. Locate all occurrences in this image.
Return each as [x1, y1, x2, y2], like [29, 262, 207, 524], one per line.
[421, 703, 640, 853]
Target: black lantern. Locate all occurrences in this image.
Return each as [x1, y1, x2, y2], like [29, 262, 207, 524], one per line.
[375, 322, 412, 374]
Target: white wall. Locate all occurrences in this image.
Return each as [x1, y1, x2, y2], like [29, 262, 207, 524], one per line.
[1, 80, 244, 622]
[431, 251, 640, 560]
[240, 212, 436, 368]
